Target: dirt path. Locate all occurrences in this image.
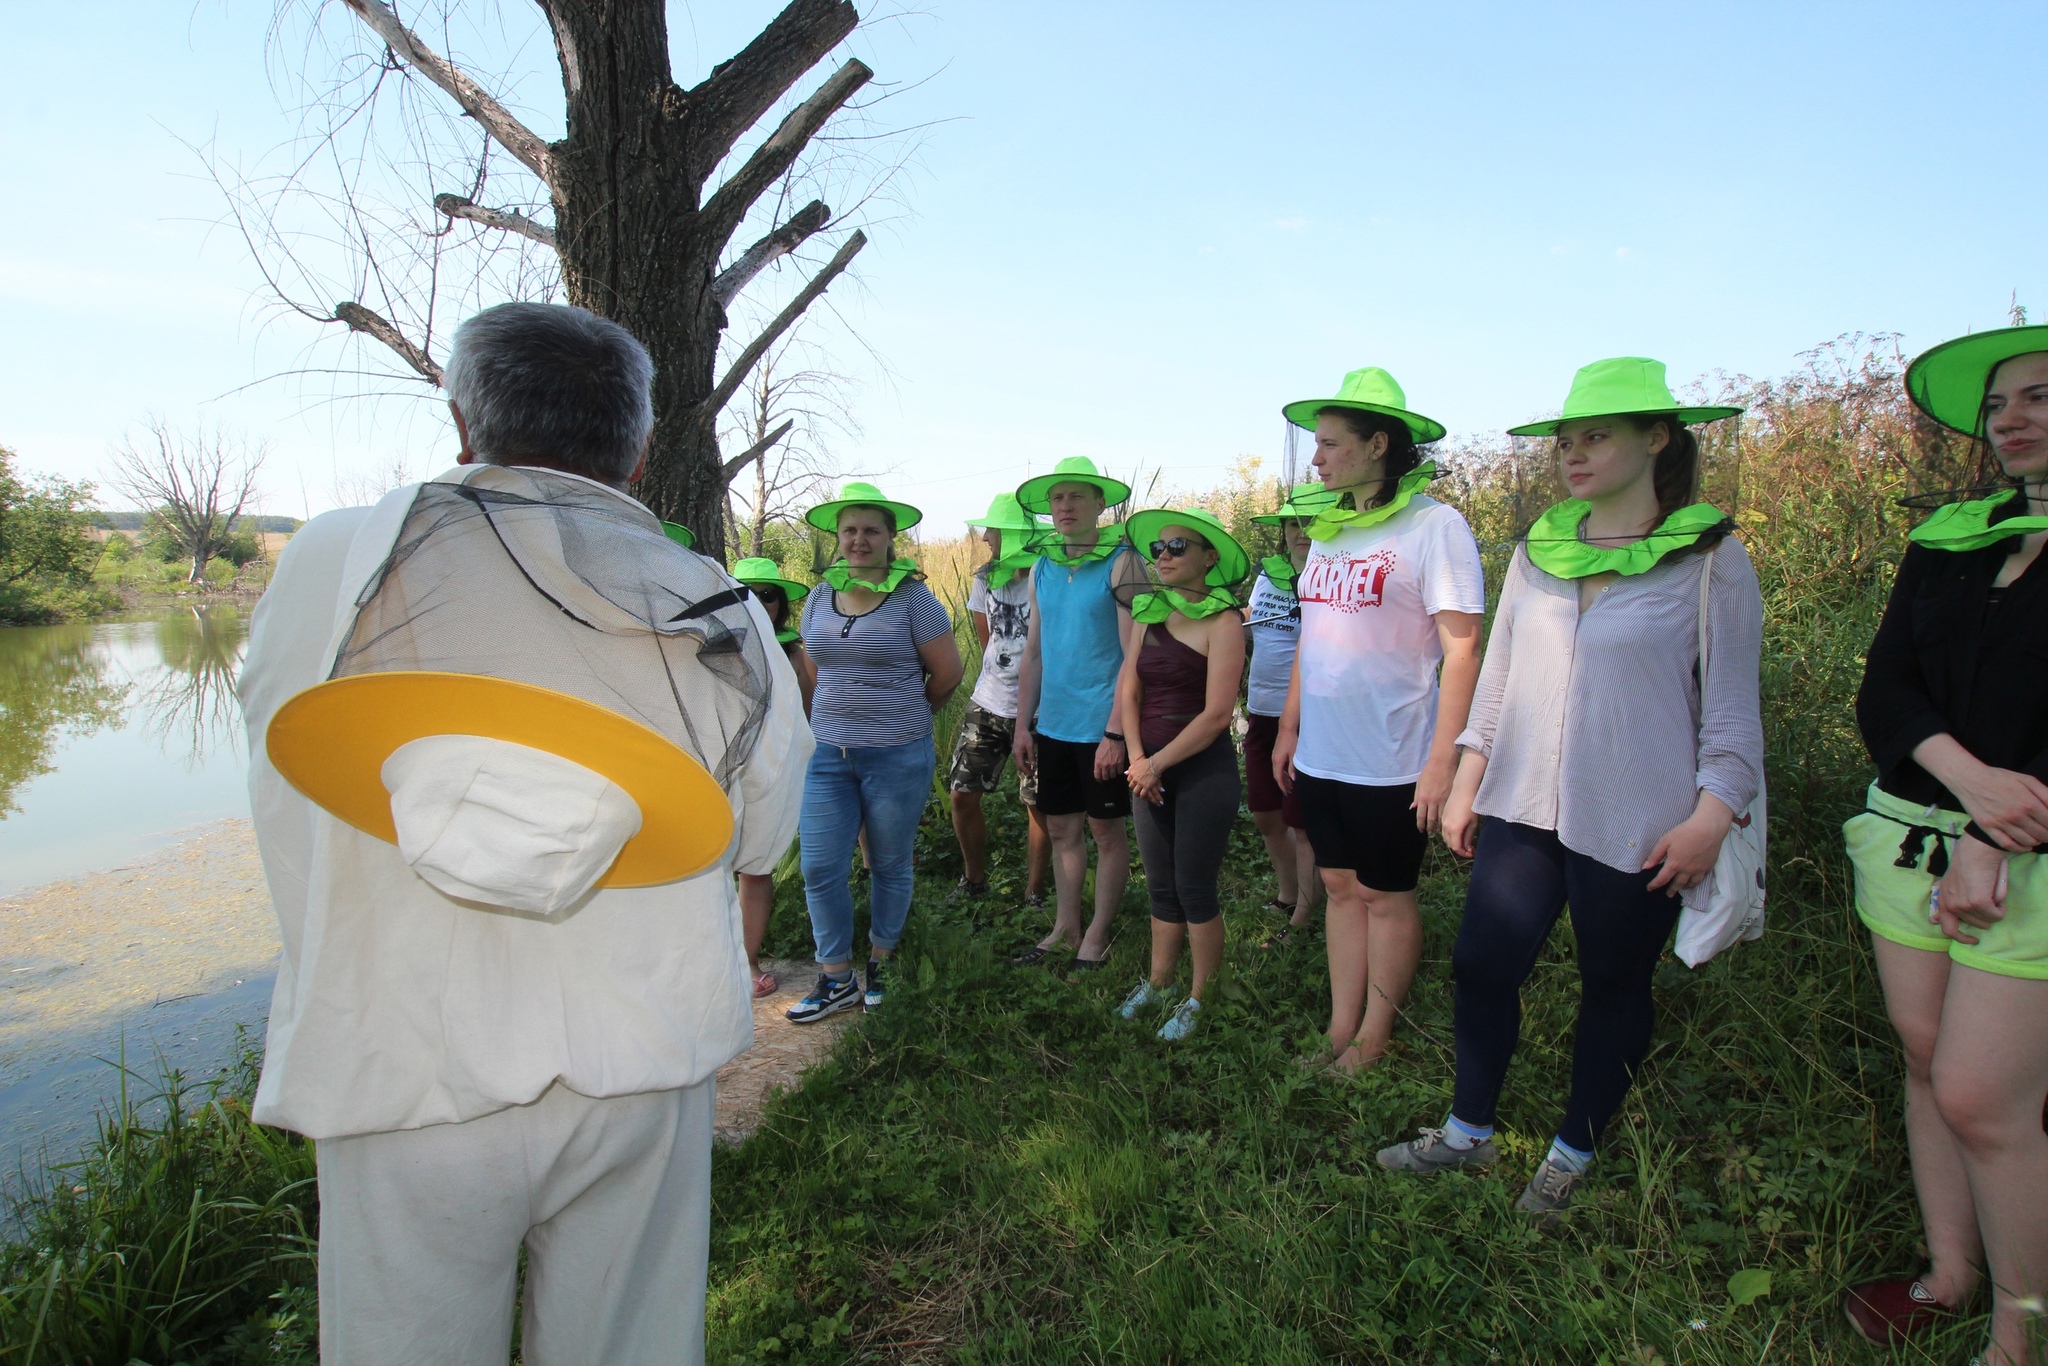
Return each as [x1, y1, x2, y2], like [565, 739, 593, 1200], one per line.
[0, 822, 840, 1184]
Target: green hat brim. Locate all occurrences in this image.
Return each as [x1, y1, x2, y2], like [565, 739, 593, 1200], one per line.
[1281, 399, 1448, 445]
[660, 521, 697, 549]
[1125, 509, 1250, 588]
[805, 496, 923, 534]
[965, 511, 1045, 532]
[1505, 404, 1742, 438]
[732, 571, 810, 604]
[1906, 325, 2048, 434]
[1015, 470, 1133, 515]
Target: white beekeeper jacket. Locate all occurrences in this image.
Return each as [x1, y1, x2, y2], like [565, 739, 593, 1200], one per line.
[238, 464, 812, 1141]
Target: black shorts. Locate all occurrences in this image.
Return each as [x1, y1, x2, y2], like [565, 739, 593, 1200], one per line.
[1294, 773, 1425, 892]
[1033, 733, 1131, 820]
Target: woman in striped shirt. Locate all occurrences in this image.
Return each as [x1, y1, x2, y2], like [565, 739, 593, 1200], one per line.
[785, 483, 962, 1024]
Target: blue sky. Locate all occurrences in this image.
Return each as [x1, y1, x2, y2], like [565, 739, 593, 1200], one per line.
[3, 1, 2042, 532]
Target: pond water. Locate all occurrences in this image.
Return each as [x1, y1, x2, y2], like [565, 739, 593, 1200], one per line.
[0, 609, 251, 895]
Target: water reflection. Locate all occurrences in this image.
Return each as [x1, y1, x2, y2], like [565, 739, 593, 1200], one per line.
[0, 608, 253, 893]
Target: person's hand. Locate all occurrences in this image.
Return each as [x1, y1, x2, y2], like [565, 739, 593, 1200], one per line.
[1126, 755, 1164, 805]
[1094, 735, 1126, 782]
[1012, 728, 1036, 778]
[1933, 834, 2010, 944]
[1945, 764, 2048, 852]
[1273, 726, 1298, 796]
[1644, 798, 1735, 895]
[1412, 753, 1456, 834]
[1442, 791, 1480, 859]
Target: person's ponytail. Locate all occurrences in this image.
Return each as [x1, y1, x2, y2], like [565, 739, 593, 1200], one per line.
[1637, 417, 1701, 517]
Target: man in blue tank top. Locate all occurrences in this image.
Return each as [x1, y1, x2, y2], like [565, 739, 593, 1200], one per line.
[1009, 457, 1149, 970]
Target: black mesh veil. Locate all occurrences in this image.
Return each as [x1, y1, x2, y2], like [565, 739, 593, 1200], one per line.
[329, 468, 771, 791]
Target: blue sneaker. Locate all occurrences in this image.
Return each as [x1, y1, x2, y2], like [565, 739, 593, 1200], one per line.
[1117, 980, 1167, 1020]
[1158, 996, 1202, 1040]
[786, 972, 861, 1024]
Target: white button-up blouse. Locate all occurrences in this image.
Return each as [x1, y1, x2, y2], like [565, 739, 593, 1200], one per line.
[1454, 537, 1765, 904]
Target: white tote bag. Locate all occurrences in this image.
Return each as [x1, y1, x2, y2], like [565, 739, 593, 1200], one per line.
[1673, 542, 1768, 968]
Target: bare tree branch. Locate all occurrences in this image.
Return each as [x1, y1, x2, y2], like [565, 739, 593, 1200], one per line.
[722, 418, 795, 483]
[337, 0, 556, 186]
[333, 301, 444, 384]
[434, 193, 556, 249]
[713, 199, 830, 308]
[107, 422, 266, 584]
[701, 229, 866, 424]
[685, 0, 859, 184]
[699, 59, 871, 249]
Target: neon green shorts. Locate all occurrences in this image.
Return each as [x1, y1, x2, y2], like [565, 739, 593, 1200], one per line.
[1844, 783, 2048, 980]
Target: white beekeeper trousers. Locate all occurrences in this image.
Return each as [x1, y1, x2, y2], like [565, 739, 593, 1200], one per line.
[316, 1078, 714, 1366]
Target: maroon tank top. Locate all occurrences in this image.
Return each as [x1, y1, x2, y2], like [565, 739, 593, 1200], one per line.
[1136, 622, 1212, 754]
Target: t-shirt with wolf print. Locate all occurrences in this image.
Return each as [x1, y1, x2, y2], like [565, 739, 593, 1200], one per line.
[1293, 495, 1484, 786]
[967, 568, 1033, 719]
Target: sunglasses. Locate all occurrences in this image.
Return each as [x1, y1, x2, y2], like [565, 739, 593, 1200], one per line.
[1149, 536, 1210, 560]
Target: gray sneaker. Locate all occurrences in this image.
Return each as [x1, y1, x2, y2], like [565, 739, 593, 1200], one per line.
[1157, 996, 1202, 1041]
[1376, 1128, 1500, 1173]
[1116, 979, 1167, 1019]
[1514, 1158, 1584, 1218]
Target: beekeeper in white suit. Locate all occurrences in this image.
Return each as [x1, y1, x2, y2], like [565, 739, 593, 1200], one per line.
[238, 302, 812, 1366]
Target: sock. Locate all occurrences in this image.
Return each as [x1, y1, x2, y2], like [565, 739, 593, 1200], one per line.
[1545, 1137, 1594, 1174]
[1442, 1113, 1494, 1149]
[826, 970, 853, 986]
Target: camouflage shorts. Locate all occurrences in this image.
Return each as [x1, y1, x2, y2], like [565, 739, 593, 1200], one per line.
[947, 703, 1038, 806]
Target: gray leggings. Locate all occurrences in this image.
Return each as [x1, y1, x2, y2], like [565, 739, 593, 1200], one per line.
[1132, 735, 1242, 925]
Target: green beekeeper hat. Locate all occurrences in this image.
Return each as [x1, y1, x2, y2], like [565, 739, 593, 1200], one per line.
[1282, 367, 1447, 444]
[1905, 324, 2048, 434]
[1126, 507, 1251, 589]
[804, 480, 924, 534]
[1506, 357, 1742, 437]
[1252, 480, 1341, 525]
[965, 491, 1041, 532]
[660, 522, 696, 549]
[1014, 457, 1133, 515]
[729, 556, 809, 604]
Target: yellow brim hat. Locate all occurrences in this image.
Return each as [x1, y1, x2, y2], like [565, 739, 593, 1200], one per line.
[266, 671, 734, 887]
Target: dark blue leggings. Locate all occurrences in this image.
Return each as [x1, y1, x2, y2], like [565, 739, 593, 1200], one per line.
[1451, 819, 1683, 1153]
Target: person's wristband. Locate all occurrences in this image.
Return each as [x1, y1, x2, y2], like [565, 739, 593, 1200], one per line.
[1103, 731, 1125, 744]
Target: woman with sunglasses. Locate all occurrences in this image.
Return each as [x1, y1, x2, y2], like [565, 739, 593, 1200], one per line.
[730, 556, 816, 997]
[1272, 367, 1486, 1074]
[1112, 509, 1249, 1040]
[1378, 358, 1762, 1222]
[1838, 328, 2048, 1363]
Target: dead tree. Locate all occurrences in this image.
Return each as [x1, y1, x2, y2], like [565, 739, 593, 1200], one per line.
[107, 423, 266, 585]
[719, 318, 861, 556]
[258, 0, 876, 557]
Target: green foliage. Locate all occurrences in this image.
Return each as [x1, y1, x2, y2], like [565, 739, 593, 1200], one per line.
[100, 533, 134, 564]
[0, 1046, 319, 1364]
[140, 513, 261, 569]
[0, 447, 112, 625]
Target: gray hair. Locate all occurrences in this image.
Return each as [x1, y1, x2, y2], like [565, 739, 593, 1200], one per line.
[443, 303, 655, 483]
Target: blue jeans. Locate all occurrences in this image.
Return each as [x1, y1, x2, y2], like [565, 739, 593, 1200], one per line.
[799, 736, 935, 966]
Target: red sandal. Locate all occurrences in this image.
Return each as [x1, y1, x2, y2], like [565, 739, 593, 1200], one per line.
[1842, 1278, 1956, 1345]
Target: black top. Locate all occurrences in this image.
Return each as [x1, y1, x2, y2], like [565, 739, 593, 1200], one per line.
[1855, 497, 2048, 813]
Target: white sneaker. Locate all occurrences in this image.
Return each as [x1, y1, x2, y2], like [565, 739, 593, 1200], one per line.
[1158, 996, 1201, 1040]
[1116, 980, 1166, 1019]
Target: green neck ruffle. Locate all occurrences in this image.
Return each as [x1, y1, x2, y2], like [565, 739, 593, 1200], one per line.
[1524, 500, 1730, 579]
[1303, 463, 1437, 542]
[823, 557, 918, 594]
[1040, 529, 1122, 569]
[1908, 489, 2048, 552]
[776, 626, 800, 645]
[1258, 554, 1298, 595]
[1130, 588, 1238, 623]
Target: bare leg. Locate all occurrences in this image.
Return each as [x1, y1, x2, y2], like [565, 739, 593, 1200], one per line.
[1187, 918, 1225, 1002]
[1930, 964, 2048, 1364]
[950, 790, 988, 884]
[1252, 809, 1299, 906]
[1080, 815, 1128, 961]
[1323, 868, 1421, 1072]
[1149, 919, 1183, 988]
[1323, 867, 1370, 1058]
[738, 873, 774, 981]
[1872, 936, 1984, 1308]
[1026, 805, 1051, 902]
[1291, 830, 1321, 922]
[1039, 812, 1089, 950]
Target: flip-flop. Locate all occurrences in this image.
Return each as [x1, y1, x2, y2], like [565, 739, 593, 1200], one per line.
[1262, 898, 1296, 916]
[1067, 956, 1109, 974]
[751, 971, 778, 998]
[1260, 924, 1296, 950]
[1010, 945, 1055, 967]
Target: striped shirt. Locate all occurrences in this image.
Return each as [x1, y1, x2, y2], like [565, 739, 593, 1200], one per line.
[801, 580, 953, 748]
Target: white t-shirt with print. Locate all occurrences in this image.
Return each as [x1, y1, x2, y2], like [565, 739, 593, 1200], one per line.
[1293, 495, 1486, 786]
[1244, 569, 1300, 718]
[966, 569, 1033, 718]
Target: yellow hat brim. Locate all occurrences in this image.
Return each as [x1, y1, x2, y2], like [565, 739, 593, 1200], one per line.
[266, 672, 734, 887]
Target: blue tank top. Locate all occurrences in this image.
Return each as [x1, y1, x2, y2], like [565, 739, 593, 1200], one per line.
[1034, 547, 1128, 743]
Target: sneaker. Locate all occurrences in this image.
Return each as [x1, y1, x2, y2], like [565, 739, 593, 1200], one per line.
[1841, 1278, 1957, 1346]
[1375, 1128, 1500, 1173]
[951, 876, 989, 903]
[1157, 996, 1202, 1040]
[1116, 979, 1166, 1019]
[1514, 1158, 1583, 1219]
[863, 958, 888, 1009]
[785, 972, 862, 1024]
[1022, 891, 1046, 910]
